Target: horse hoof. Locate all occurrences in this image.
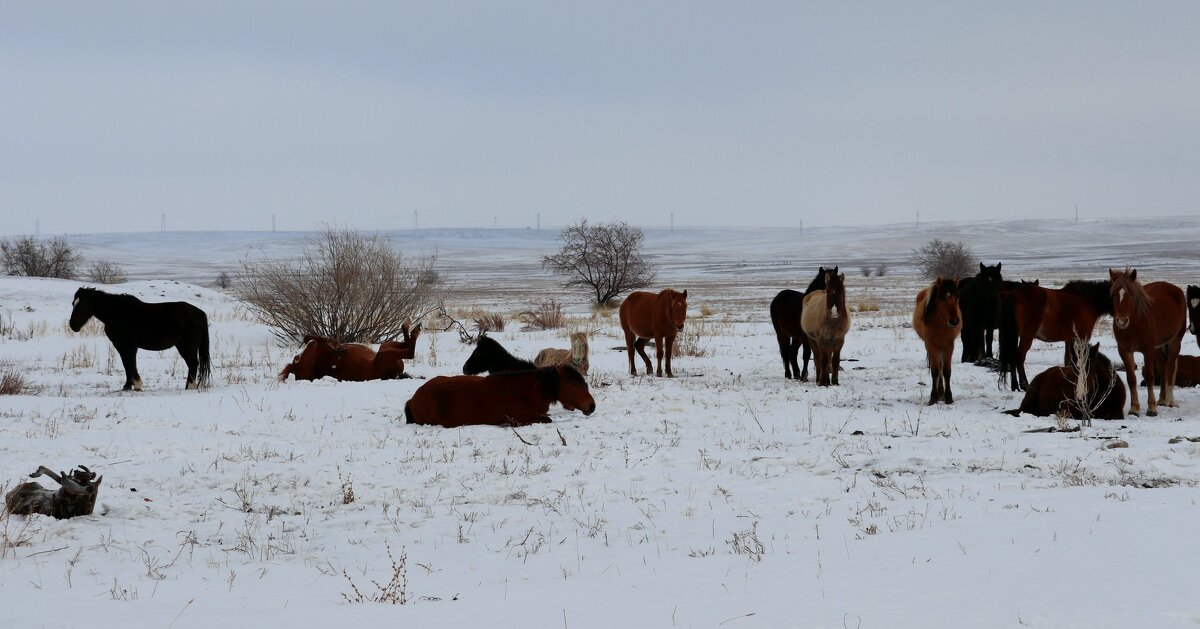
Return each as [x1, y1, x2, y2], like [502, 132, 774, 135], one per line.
[1147, 409, 1158, 417]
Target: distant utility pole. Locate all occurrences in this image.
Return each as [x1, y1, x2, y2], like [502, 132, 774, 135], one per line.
[413, 210, 418, 230]
[35, 219, 40, 236]
[161, 213, 166, 232]
[916, 211, 920, 227]
[670, 212, 674, 231]
[799, 219, 803, 235]
[1074, 204, 1079, 223]
[536, 213, 540, 231]
[271, 214, 276, 232]
[493, 216, 497, 227]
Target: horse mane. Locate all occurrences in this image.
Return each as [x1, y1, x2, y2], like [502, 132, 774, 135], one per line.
[804, 267, 827, 294]
[1062, 279, 1114, 315]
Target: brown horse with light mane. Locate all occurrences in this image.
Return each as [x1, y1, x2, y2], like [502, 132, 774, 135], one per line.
[1109, 268, 1186, 416]
[278, 324, 421, 382]
[912, 278, 961, 405]
[404, 365, 596, 428]
[619, 289, 688, 377]
[801, 269, 850, 386]
[534, 331, 590, 375]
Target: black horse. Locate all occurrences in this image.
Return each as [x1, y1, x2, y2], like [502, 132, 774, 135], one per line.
[462, 335, 537, 375]
[769, 266, 829, 380]
[1188, 285, 1200, 348]
[68, 287, 211, 391]
[958, 262, 1003, 363]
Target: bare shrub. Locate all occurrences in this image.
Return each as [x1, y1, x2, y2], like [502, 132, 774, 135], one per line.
[520, 300, 565, 331]
[473, 311, 506, 334]
[910, 239, 975, 280]
[699, 304, 714, 317]
[1, 236, 80, 279]
[0, 368, 29, 395]
[860, 265, 873, 277]
[342, 543, 409, 605]
[855, 298, 881, 313]
[85, 260, 126, 284]
[728, 521, 765, 562]
[675, 317, 708, 357]
[236, 228, 442, 344]
[215, 271, 232, 289]
[542, 219, 657, 305]
[875, 262, 889, 277]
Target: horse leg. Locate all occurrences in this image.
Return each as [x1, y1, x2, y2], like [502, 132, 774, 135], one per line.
[634, 338, 653, 376]
[117, 346, 140, 391]
[1118, 348, 1141, 416]
[1143, 347, 1160, 416]
[926, 352, 940, 405]
[665, 335, 676, 378]
[654, 336, 665, 377]
[942, 348, 954, 404]
[984, 327, 995, 359]
[178, 343, 199, 390]
[817, 346, 830, 387]
[624, 329, 638, 376]
[788, 338, 802, 380]
[776, 333, 793, 379]
[1161, 334, 1182, 407]
[1015, 335, 1034, 391]
[960, 324, 977, 363]
[831, 339, 843, 386]
[800, 340, 812, 382]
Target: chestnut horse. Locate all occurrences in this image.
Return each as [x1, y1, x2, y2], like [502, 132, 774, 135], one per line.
[801, 269, 850, 386]
[1188, 285, 1200, 348]
[1003, 342, 1125, 420]
[1109, 268, 1186, 416]
[278, 323, 420, 382]
[1144, 354, 1200, 388]
[619, 289, 688, 377]
[404, 365, 596, 428]
[769, 266, 828, 380]
[912, 278, 961, 405]
[998, 279, 1112, 391]
[534, 332, 590, 375]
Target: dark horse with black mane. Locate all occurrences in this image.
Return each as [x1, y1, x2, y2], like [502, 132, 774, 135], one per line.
[1188, 285, 1200, 348]
[1003, 341, 1125, 421]
[69, 287, 211, 391]
[769, 267, 828, 380]
[998, 279, 1112, 391]
[958, 262, 1003, 363]
[462, 335, 537, 375]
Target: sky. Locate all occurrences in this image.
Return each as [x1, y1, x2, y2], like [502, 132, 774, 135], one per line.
[2, 1, 1199, 235]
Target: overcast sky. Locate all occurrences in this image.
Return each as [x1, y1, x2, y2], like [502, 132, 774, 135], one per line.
[2, 1, 1198, 234]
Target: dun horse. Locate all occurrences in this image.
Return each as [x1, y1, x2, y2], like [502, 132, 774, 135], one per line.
[801, 269, 850, 386]
[462, 335, 537, 375]
[619, 289, 688, 377]
[769, 267, 828, 380]
[1109, 268, 1186, 416]
[913, 278, 961, 405]
[534, 332, 590, 375]
[404, 365, 596, 428]
[1003, 342, 1125, 420]
[69, 287, 211, 391]
[998, 279, 1112, 391]
[958, 263, 1003, 363]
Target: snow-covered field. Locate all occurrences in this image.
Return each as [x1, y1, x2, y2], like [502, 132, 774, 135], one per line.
[2, 218, 1200, 628]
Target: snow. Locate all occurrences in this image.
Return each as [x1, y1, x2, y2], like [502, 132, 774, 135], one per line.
[2, 219, 1200, 628]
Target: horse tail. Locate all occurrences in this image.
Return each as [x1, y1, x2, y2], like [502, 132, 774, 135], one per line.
[997, 291, 1018, 389]
[197, 311, 212, 389]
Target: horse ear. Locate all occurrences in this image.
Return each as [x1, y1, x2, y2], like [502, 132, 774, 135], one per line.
[832, 266, 839, 275]
[682, 290, 688, 299]
[980, 262, 985, 272]
[995, 262, 1001, 272]
[1108, 268, 1118, 280]
[1130, 269, 1137, 281]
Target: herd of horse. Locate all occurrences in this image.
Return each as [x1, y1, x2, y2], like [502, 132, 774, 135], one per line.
[64, 268, 1200, 427]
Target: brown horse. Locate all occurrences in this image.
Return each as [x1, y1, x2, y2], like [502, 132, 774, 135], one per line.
[912, 278, 961, 405]
[998, 279, 1112, 391]
[1144, 353, 1200, 388]
[278, 324, 421, 382]
[1003, 342, 1126, 420]
[404, 365, 596, 428]
[619, 289, 688, 377]
[769, 267, 828, 380]
[1110, 268, 1186, 416]
[534, 332, 590, 375]
[801, 269, 850, 386]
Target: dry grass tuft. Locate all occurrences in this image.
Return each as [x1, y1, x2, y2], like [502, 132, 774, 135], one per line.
[520, 299, 565, 330]
[0, 368, 30, 395]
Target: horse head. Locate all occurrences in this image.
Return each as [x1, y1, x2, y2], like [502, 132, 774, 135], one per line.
[823, 268, 846, 320]
[1187, 285, 1200, 336]
[569, 332, 588, 362]
[1108, 268, 1144, 330]
[979, 262, 1002, 285]
[69, 287, 99, 332]
[553, 365, 595, 415]
[928, 277, 961, 328]
[462, 336, 493, 375]
[669, 289, 688, 332]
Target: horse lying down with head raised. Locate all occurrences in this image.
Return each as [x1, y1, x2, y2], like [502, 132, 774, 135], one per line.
[405, 365, 596, 428]
[5, 465, 102, 519]
[1003, 342, 1126, 421]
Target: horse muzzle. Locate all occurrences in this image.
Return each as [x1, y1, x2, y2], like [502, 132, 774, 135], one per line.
[675, 324, 685, 332]
[1114, 318, 1130, 330]
[582, 401, 596, 416]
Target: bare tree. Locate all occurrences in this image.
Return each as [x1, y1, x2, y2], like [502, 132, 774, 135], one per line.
[910, 239, 976, 280]
[542, 219, 657, 305]
[215, 271, 232, 289]
[85, 260, 126, 284]
[1, 236, 81, 279]
[236, 228, 443, 344]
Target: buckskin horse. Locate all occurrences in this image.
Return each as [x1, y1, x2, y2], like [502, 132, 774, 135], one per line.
[801, 269, 851, 387]
[913, 278, 961, 405]
[534, 331, 590, 375]
[404, 365, 596, 428]
[68, 287, 211, 391]
[998, 279, 1112, 391]
[1109, 268, 1186, 416]
[619, 288, 688, 377]
[769, 267, 828, 380]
